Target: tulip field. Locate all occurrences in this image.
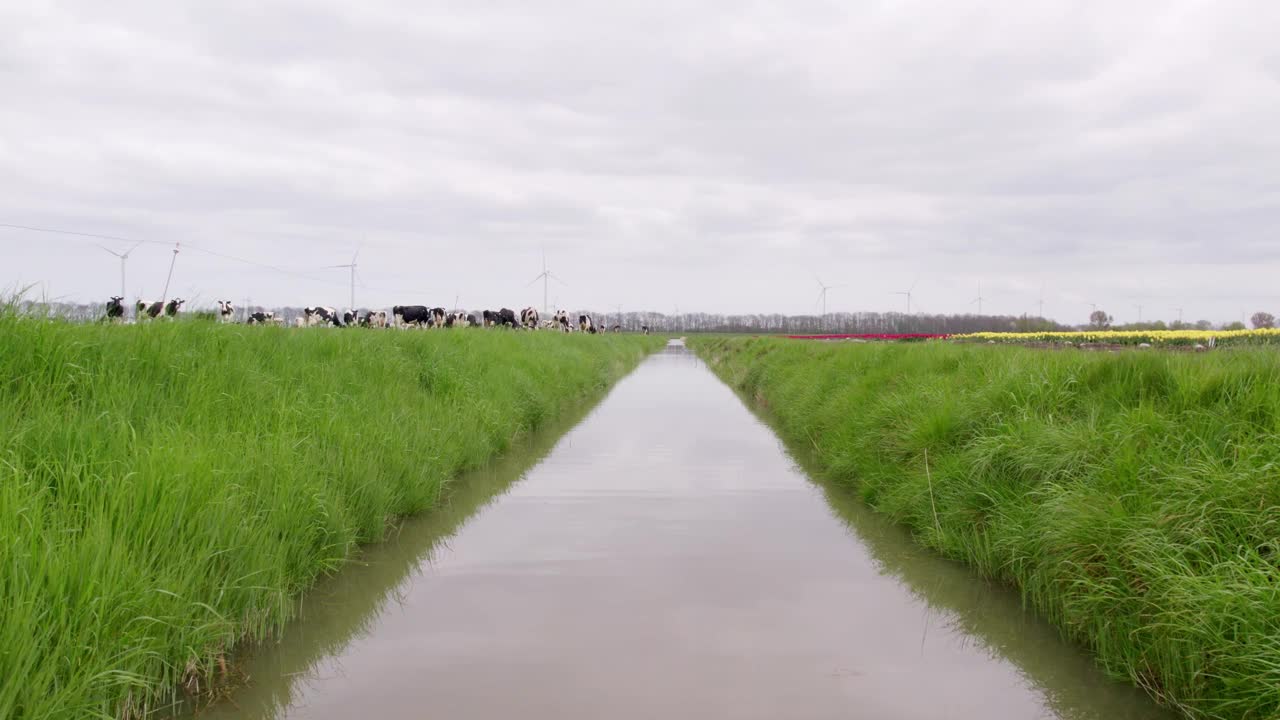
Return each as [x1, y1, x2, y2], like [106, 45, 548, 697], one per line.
[788, 328, 1280, 348]
[955, 328, 1280, 347]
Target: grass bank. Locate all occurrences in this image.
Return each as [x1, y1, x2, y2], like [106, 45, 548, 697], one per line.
[693, 336, 1280, 720]
[1, 315, 659, 719]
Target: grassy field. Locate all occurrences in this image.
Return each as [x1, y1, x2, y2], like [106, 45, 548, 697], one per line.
[693, 336, 1280, 720]
[0, 314, 659, 719]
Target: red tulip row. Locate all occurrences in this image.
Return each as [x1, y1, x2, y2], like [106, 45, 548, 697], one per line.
[784, 333, 950, 341]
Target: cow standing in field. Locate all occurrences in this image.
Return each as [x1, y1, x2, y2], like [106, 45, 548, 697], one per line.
[579, 314, 596, 334]
[483, 308, 519, 328]
[106, 296, 125, 322]
[137, 300, 161, 320]
[361, 310, 389, 328]
[466, 313, 480, 328]
[138, 299, 184, 320]
[393, 305, 432, 328]
[611, 325, 621, 333]
[342, 310, 359, 327]
[304, 306, 340, 327]
[521, 307, 540, 330]
[421, 308, 446, 328]
[444, 312, 470, 328]
[554, 310, 572, 333]
[247, 311, 276, 325]
[216, 300, 235, 323]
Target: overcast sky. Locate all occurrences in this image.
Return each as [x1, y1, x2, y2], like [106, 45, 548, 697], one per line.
[2, 0, 1277, 323]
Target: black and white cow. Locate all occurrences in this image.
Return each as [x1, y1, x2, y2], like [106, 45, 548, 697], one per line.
[137, 300, 161, 320]
[579, 314, 596, 334]
[342, 310, 359, 327]
[641, 325, 650, 335]
[427, 307, 447, 328]
[466, 313, 480, 328]
[164, 299, 185, 318]
[304, 306, 340, 327]
[611, 324, 622, 333]
[443, 311, 470, 328]
[247, 311, 276, 325]
[482, 308, 518, 328]
[361, 310, 389, 328]
[106, 296, 125, 321]
[520, 307, 540, 330]
[216, 300, 235, 323]
[553, 310, 572, 333]
[393, 305, 432, 328]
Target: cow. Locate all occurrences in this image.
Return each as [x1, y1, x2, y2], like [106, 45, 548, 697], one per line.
[521, 307, 540, 330]
[342, 310, 359, 327]
[466, 313, 480, 328]
[483, 308, 518, 328]
[444, 311, 470, 328]
[611, 324, 622, 333]
[361, 310, 388, 328]
[427, 307, 447, 328]
[642, 325, 650, 335]
[137, 300, 162, 320]
[137, 299, 183, 319]
[393, 305, 432, 328]
[216, 300, 235, 323]
[247, 311, 276, 325]
[294, 317, 306, 328]
[304, 306, 340, 327]
[106, 296, 125, 322]
[553, 310, 572, 333]
[579, 314, 596, 334]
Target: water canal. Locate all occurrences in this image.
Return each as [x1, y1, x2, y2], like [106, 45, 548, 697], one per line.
[191, 341, 1170, 719]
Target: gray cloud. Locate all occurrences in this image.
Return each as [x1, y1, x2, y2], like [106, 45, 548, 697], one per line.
[2, 0, 1278, 323]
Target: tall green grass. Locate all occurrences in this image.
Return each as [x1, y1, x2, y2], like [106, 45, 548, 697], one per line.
[0, 315, 658, 719]
[694, 337, 1280, 720]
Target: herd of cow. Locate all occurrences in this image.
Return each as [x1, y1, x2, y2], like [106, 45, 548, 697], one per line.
[104, 296, 643, 334]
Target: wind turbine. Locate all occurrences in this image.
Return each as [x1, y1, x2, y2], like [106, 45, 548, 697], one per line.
[1134, 303, 1144, 323]
[891, 279, 918, 314]
[160, 242, 180, 306]
[327, 247, 360, 310]
[1173, 307, 1184, 325]
[95, 240, 144, 307]
[970, 281, 985, 316]
[815, 276, 845, 330]
[528, 252, 566, 315]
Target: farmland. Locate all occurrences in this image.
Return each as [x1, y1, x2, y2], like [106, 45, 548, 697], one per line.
[0, 313, 659, 719]
[694, 336, 1280, 720]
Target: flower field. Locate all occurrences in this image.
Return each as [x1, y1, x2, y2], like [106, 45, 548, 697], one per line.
[954, 328, 1280, 347]
[785, 333, 951, 341]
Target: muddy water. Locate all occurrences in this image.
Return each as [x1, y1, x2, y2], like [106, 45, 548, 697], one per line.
[193, 341, 1170, 720]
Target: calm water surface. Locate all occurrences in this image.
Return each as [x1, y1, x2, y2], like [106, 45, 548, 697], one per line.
[192, 341, 1170, 720]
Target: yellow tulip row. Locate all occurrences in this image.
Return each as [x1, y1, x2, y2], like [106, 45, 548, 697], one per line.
[953, 328, 1280, 346]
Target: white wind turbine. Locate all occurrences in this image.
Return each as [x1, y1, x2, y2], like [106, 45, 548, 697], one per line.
[529, 252, 567, 315]
[327, 247, 360, 311]
[970, 281, 985, 316]
[95, 240, 144, 309]
[815, 276, 845, 330]
[891, 279, 919, 314]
